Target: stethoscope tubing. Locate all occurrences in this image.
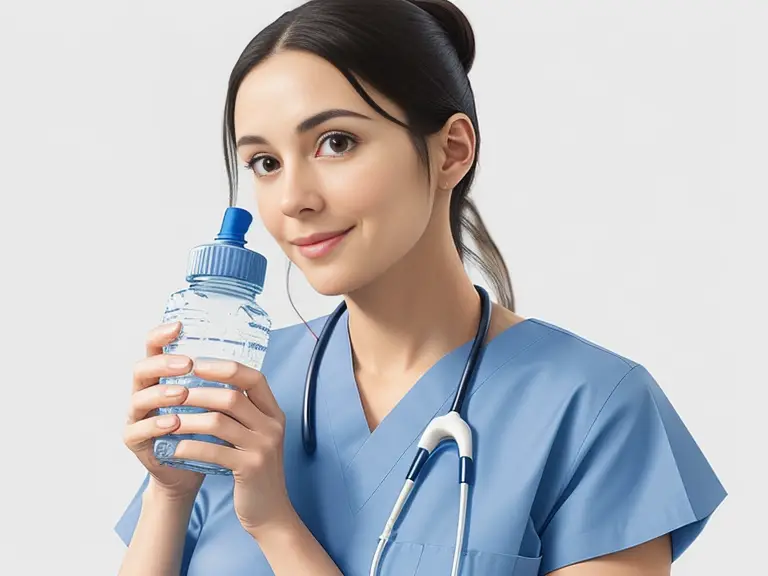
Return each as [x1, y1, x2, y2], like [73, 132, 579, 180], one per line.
[301, 285, 492, 576]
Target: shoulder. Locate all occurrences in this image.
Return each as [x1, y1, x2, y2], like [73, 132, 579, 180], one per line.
[477, 316, 669, 464]
[486, 316, 649, 408]
[514, 321, 727, 573]
[527, 316, 637, 371]
[530, 318, 669, 426]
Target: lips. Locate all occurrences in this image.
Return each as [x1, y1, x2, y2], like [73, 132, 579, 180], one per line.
[291, 227, 353, 247]
[291, 227, 354, 259]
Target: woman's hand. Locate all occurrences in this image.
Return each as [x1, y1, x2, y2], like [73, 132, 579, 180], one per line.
[165, 357, 293, 537]
[123, 321, 204, 501]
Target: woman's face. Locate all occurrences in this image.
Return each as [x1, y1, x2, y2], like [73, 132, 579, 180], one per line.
[233, 50, 440, 296]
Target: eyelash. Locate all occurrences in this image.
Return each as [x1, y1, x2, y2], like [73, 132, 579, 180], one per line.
[243, 130, 360, 176]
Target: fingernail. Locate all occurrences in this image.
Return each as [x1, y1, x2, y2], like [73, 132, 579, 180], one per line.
[164, 386, 186, 397]
[162, 321, 180, 333]
[193, 359, 213, 371]
[157, 414, 178, 428]
[168, 356, 190, 370]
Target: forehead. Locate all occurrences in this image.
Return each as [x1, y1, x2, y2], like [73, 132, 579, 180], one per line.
[233, 50, 398, 136]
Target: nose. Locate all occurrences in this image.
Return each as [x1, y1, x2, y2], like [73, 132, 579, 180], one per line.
[280, 162, 324, 218]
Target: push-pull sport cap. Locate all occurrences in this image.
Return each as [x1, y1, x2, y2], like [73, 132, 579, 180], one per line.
[186, 207, 267, 292]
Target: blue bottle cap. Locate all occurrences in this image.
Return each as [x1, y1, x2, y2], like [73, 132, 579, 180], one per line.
[186, 207, 267, 292]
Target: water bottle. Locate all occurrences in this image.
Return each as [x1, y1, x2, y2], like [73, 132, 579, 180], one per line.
[153, 207, 271, 475]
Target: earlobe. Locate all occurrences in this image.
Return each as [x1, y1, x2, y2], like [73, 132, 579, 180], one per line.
[436, 113, 476, 190]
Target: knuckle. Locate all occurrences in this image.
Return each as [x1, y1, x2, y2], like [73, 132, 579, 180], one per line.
[133, 386, 150, 402]
[245, 451, 265, 474]
[220, 360, 240, 379]
[209, 411, 228, 429]
[223, 389, 242, 411]
[128, 399, 142, 417]
[264, 438, 279, 455]
[268, 419, 285, 440]
[132, 358, 146, 378]
[255, 371, 269, 391]
[122, 424, 137, 448]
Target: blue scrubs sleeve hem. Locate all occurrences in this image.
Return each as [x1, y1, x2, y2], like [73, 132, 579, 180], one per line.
[539, 365, 727, 576]
[114, 515, 134, 547]
[537, 487, 726, 575]
[537, 364, 727, 575]
[114, 474, 151, 546]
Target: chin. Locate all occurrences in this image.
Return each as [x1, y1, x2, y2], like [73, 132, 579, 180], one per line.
[301, 262, 373, 297]
[305, 272, 361, 297]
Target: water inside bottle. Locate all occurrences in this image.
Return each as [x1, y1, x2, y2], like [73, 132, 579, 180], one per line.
[153, 286, 270, 475]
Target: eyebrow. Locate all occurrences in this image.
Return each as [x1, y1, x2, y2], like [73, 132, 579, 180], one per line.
[236, 109, 372, 148]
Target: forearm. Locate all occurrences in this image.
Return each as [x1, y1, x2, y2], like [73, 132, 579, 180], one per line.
[118, 482, 197, 576]
[250, 509, 343, 576]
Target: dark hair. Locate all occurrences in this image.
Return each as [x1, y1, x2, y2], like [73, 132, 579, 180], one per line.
[222, 0, 515, 310]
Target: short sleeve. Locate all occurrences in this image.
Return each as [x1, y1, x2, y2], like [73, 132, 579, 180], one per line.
[114, 474, 204, 575]
[538, 364, 727, 575]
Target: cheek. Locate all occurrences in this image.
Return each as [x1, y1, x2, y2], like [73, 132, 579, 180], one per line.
[322, 158, 388, 217]
[325, 156, 432, 286]
[324, 145, 426, 222]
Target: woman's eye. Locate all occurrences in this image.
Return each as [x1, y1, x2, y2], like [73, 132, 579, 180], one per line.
[244, 133, 357, 176]
[316, 133, 357, 157]
[247, 156, 281, 177]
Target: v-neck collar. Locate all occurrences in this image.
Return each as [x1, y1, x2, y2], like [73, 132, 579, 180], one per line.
[316, 310, 545, 514]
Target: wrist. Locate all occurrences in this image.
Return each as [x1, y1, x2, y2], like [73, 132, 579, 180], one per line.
[248, 506, 343, 576]
[247, 505, 303, 546]
[145, 478, 199, 508]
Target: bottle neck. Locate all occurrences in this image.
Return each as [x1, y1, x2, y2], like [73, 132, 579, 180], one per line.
[189, 276, 260, 300]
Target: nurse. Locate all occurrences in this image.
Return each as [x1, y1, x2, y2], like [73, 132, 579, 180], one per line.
[116, 0, 727, 574]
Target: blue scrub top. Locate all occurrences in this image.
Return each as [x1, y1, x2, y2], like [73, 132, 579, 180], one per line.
[115, 315, 727, 575]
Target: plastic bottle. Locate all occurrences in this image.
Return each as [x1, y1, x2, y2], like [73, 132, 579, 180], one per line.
[153, 207, 271, 475]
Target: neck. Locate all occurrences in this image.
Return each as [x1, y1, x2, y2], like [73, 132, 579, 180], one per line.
[344, 213, 482, 378]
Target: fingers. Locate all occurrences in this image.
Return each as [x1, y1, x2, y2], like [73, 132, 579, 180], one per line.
[123, 413, 181, 451]
[174, 412, 256, 449]
[171, 440, 241, 473]
[146, 321, 182, 357]
[172, 429, 281, 478]
[133, 353, 193, 393]
[183, 386, 270, 432]
[129, 384, 189, 423]
[192, 360, 283, 421]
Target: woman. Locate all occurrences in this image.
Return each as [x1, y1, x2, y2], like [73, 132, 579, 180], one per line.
[115, 1, 726, 574]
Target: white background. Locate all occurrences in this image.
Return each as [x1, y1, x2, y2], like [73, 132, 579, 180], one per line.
[0, 0, 764, 574]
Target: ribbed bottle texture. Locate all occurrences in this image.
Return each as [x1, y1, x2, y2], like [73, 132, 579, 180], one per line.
[152, 208, 271, 475]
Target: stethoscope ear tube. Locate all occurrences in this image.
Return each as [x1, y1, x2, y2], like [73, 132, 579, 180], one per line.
[451, 285, 492, 413]
[302, 299, 348, 455]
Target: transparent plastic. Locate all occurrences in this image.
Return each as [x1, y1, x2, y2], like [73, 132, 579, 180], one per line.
[153, 276, 271, 475]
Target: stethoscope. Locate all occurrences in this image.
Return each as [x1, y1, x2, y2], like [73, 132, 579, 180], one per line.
[302, 285, 492, 576]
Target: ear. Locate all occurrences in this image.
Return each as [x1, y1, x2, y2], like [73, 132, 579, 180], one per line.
[431, 113, 476, 192]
